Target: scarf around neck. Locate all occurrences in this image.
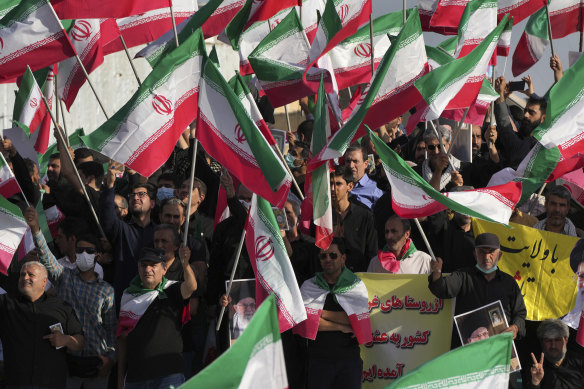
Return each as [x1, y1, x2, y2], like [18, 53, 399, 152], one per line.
[377, 238, 417, 273]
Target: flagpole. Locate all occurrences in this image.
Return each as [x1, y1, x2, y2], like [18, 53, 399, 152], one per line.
[489, 67, 496, 149]
[428, 120, 447, 154]
[403, 0, 407, 24]
[39, 93, 107, 239]
[216, 229, 247, 331]
[54, 75, 61, 129]
[527, 183, 546, 215]
[54, 75, 69, 147]
[119, 35, 142, 86]
[182, 126, 200, 246]
[47, 3, 109, 120]
[545, 5, 555, 57]
[169, 0, 180, 47]
[59, 99, 69, 147]
[414, 218, 437, 262]
[369, 15, 375, 75]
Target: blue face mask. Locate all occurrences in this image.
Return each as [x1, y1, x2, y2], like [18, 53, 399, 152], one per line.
[284, 153, 298, 170]
[476, 263, 498, 274]
[157, 187, 174, 201]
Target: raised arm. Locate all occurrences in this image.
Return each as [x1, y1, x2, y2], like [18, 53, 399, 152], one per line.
[24, 206, 64, 282]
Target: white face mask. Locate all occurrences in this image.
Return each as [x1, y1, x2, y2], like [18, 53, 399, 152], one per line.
[76, 252, 96, 272]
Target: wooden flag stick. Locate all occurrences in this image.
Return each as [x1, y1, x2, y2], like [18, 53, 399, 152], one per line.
[119, 35, 142, 86]
[369, 15, 375, 75]
[545, 5, 555, 57]
[169, 0, 180, 47]
[58, 99, 69, 147]
[414, 218, 437, 262]
[40, 93, 107, 239]
[403, 0, 407, 24]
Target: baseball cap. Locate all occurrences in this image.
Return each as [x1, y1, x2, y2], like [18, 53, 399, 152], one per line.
[474, 233, 500, 249]
[139, 247, 166, 263]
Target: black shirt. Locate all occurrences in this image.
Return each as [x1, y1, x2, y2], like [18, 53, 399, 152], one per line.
[335, 201, 378, 272]
[0, 293, 84, 388]
[126, 282, 188, 382]
[525, 352, 584, 389]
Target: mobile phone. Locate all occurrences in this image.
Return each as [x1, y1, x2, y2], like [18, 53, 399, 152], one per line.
[508, 80, 526, 92]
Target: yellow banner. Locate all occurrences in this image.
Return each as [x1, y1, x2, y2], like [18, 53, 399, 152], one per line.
[472, 219, 578, 321]
[357, 273, 453, 389]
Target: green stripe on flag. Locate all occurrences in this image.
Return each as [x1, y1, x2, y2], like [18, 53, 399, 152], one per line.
[340, 8, 410, 45]
[525, 6, 548, 39]
[12, 66, 37, 133]
[0, 194, 25, 223]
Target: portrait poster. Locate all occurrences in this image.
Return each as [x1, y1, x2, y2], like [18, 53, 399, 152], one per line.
[225, 278, 256, 345]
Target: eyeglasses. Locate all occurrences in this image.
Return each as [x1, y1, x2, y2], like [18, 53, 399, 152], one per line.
[76, 247, 96, 254]
[426, 144, 441, 151]
[129, 191, 148, 199]
[319, 252, 339, 260]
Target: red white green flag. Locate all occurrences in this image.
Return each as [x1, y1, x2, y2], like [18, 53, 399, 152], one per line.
[196, 60, 292, 208]
[430, 0, 471, 29]
[497, 15, 514, 57]
[245, 195, 307, 332]
[414, 15, 508, 121]
[247, 9, 334, 108]
[0, 195, 28, 275]
[419, 0, 458, 34]
[511, 6, 548, 76]
[300, 0, 326, 43]
[202, 0, 246, 38]
[441, 78, 499, 125]
[103, 0, 197, 54]
[81, 29, 205, 177]
[304, 0, 372, 80]
[369, 128, 522, 224]
[35, 66, 55, 154]
[308, 8, 427, 169]
[454, 0, 497, 60]
[0, 153, 21, 200]
[182, 295, 288, 389]
[497, 0, 546, 24]
[58, 19, 119, 111]
[0, 0, 76, 81]
[549, 0, 584, 39]
[12, 66, 46, 133]
[50, 0, 171, 19]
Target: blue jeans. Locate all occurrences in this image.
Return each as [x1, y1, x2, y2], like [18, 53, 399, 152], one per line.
[125, 373, 185, 389]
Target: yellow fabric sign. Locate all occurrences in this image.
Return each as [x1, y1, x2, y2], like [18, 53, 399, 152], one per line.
[357, 273, 453, 389]
[473, 219, 578, 321]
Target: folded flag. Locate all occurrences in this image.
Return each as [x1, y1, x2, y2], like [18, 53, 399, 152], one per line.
[387, 333, 512, 389]
[12, 66, 46, 134]
[0, 153, 21, 200]
[196, 60, 292, 208]
[58, 19, 119, 111]
[308, 8, 427, 170]
[51, 0, 171, 19]
[245, 195, 307, 332]
[181, 294, 288, 389]
[369, 128, 522, 224]
[0, 0, 76, 81]
[103, 0, 197, 55]
[0, 196, 28, 275]
[81, 29, 205, 177]
[294, 267, 372, 345]
[511, 6, 548, 76]
[414, 15, 508, 121]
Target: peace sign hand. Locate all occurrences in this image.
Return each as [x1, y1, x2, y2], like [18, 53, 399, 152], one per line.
[530, 352, 544, 386]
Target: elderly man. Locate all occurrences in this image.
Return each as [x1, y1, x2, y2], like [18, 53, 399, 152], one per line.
[534, 186, 579, 237]
[368, 215, 432, 274]
[528, 319, 584, 388]
[117, 247, 197, 389]
[413, 125, 463, 192]
[429, 233, 527, 348]
[343, 143, 384, 209]
[0, 261, 84, 388]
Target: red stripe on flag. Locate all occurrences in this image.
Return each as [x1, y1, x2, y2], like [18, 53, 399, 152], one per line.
[51, 0, 171, 19]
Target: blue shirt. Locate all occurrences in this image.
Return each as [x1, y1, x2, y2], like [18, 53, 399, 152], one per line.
[350, 174, 384, 209]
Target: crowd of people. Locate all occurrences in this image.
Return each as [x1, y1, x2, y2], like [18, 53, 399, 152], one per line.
[0, 55, 583, 389]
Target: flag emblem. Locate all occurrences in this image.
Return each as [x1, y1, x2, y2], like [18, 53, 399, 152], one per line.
[338, 4, 350, 23]
[30, 98, 38, 108]
[234, 123, 246, 144]
[255, 235, 275, 261]
[353, 43, 371, 58]
[152, 94, 173, 115]
[71, 20, 93, 41]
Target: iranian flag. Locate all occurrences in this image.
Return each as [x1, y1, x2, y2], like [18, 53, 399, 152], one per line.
[308, 8, 427, 170]
[81, 29, 205, 177]
[102, 0, 197, 55]
[51, 0, 170, 19]
[12, 66, 46, 133]
[135, 0, 229, 67]
[196, 60, 292, 208]
[202, 0, 246, 38]
[303, 0, 372, 79]
[58, 19, 119, 111]
[299, 0, 327, 43]
[453, 0, 497, 60]
[0, 0, 76, 81]
[497, 0, 547, 24]
[0, 153, 21, 200]
[369, 128, 522, 224]
[225, 0, 300, 50]
[311, 76, 333, 249]
[35, 66, 55, 154]
[441, 78, 499, 125]
[419, 0, 458, 34]
[327, 9, 406, 90]
[414, 15, 508, 121]
[511, 6, 548, 76]
[430, 0, 471, 29]
[245, 195, 307, 332]
[387, 333, 513, 389]
[0, 196, 28, 275]
[247, 9, 333, 108]
[549, 0, 584, 39]
[182, 295, 287, 389]
[497, 16, 514, 57]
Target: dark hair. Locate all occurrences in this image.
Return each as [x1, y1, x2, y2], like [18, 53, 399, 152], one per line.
[527, 94, 547, 115]
[73, 148, 93, 164]
[328, 237, 346, 255]
[23, 158, 37, 176]
[58, 217, 90, 240]
[49, 152, 60, 161]
[546, 185, 571, 202]
[77, 161, 104, 183]
[76, 233, 100, 251]
[154, 224, 180, 247]
[332, 165, 355, 184]
[294, 141, 310, 159]
[345, 142, 367, 162]
[297, 120, 314, 143]
[387, 214, 411, 233]
[180, 177, 207, 196]
[157, 172, 177, 187]
[131, 182, 156, 200]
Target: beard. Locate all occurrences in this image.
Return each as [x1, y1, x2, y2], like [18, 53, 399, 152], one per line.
[519, 117, 542, 137]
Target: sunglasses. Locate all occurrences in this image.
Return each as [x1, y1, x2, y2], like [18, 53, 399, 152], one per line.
[319, 252, 339, 260]
[426, 144, 441, 151]
[76, 247, 97, 254]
